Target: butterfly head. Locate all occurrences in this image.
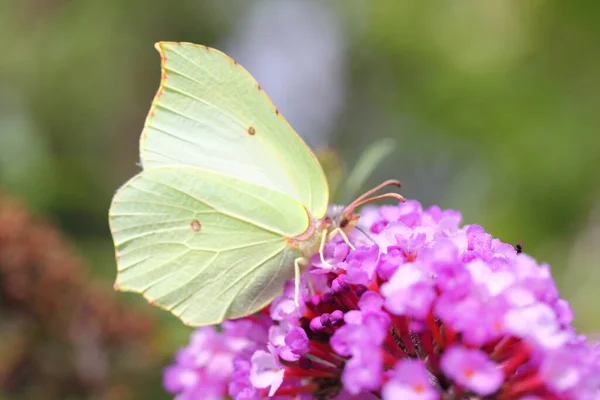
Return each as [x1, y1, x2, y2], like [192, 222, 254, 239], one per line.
[323, 205, 360, 235]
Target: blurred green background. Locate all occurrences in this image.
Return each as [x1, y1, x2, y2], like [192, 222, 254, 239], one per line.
[1, 0, 600, 398]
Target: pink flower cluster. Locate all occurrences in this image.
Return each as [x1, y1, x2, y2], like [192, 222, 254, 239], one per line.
[164, 201, 600, 399]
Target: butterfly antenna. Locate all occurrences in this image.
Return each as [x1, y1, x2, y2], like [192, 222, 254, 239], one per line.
[339, 179, 405, 228]
[345, 193, 406, 217]
[348, 179, 402, 208]
[342, 179, 404, 216]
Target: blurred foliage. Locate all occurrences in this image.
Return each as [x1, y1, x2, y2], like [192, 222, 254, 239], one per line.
[0, 194, 161, 399]
[1, 0, 600, 398]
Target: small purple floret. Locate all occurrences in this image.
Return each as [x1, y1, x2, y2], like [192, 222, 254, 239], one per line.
[162, 200, 600, 400]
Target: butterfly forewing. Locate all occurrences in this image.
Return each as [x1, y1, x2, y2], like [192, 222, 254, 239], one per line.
[140, 42, 329, 218]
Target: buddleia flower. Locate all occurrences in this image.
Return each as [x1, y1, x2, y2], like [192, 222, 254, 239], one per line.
[164, 200, 600, 399]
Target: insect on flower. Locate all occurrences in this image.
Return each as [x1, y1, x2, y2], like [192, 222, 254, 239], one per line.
[515, 238, 523, 254]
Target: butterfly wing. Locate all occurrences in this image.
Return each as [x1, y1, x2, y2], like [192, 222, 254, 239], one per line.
[140, 42, 328, 218]
[109, 166, 310, 326]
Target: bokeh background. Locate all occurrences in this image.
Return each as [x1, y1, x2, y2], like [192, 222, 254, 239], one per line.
[1, 1, 600, 398]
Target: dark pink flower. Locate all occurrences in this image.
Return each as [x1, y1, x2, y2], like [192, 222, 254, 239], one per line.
[382, 359, 439, 400]
[163, 201, 600, 399]
[440, 346, 503, 395]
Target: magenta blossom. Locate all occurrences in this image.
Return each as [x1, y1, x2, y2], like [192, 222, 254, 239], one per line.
[164, 200, 600, 399]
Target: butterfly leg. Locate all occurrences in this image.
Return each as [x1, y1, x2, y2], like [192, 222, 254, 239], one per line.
[293, 257, 305, 307]
[306, 273, 316, 296]
[318, 229, 335, 270]
[327, 227, 356, 251]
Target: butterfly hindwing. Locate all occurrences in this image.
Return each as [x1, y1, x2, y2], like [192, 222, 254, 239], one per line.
[109, 166, 309, 326]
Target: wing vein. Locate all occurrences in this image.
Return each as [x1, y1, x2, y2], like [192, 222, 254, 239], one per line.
[160, 85, 246, 129]
[216, 246, 286, 322]
[143, 174, 290, 236]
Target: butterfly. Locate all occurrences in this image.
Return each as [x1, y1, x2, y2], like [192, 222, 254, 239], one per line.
[109, 42, 404, 326]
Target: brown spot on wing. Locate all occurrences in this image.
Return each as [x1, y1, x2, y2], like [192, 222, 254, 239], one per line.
[190, 220, 202, 232]
[275, 109, 280, 116]
[247, 126, 256, 136]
